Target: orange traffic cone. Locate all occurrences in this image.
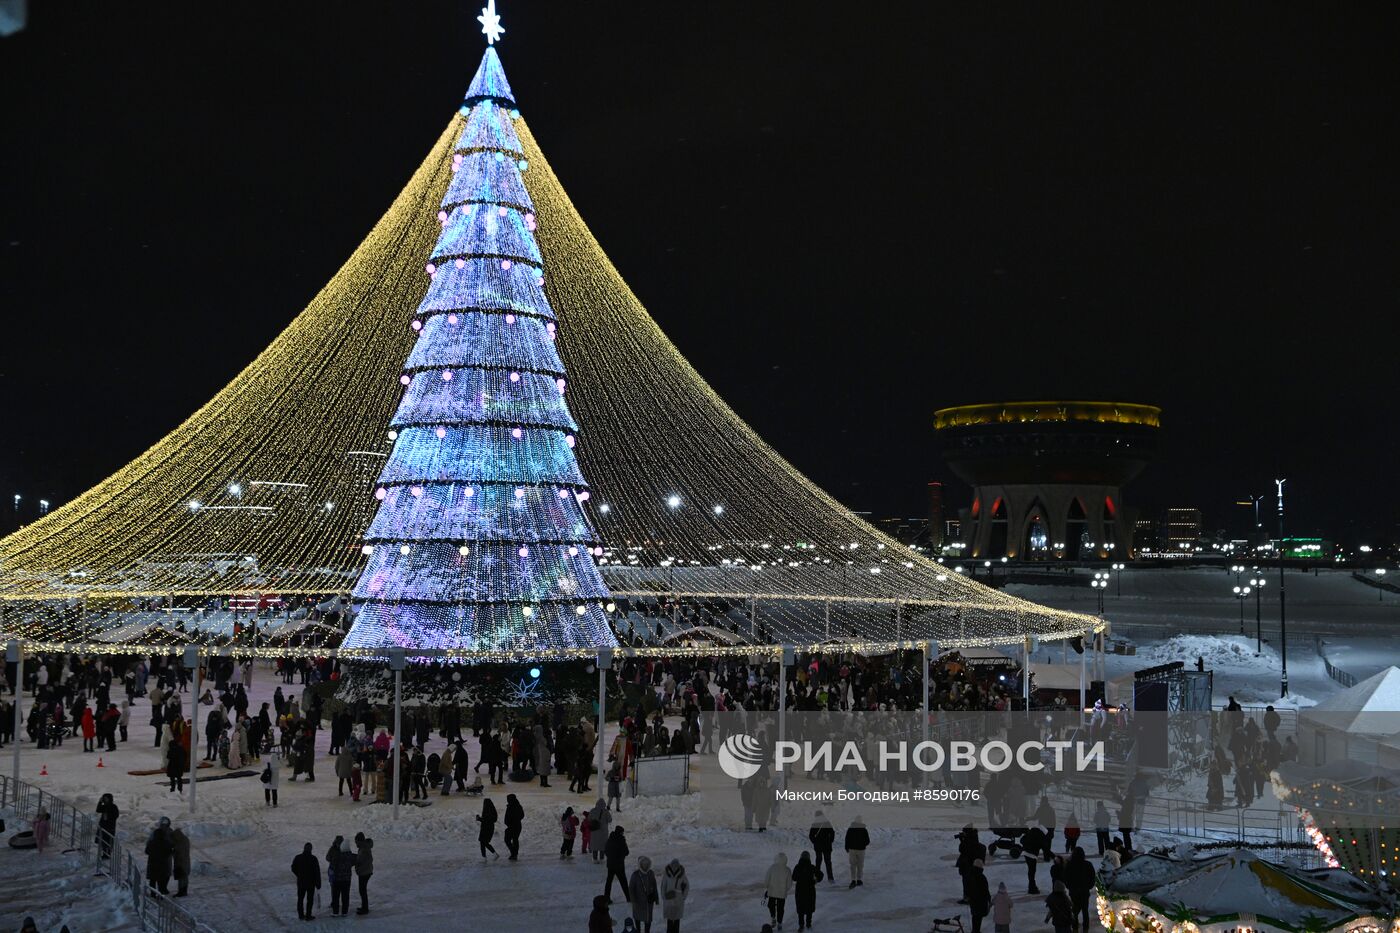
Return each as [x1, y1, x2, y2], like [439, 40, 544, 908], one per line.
[96, 757, 105, 768]
[39, 763, 48, 776]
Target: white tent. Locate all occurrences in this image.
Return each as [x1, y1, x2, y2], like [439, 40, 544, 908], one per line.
[1298, 666, 1400, 766]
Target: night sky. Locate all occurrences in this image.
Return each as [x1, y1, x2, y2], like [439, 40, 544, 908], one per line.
[2, 4, 1396, 542]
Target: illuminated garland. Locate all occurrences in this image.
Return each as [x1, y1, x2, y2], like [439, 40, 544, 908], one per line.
[0, 45, 1101, 656]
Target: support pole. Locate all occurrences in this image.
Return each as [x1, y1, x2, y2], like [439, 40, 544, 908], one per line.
[824, 600, 831, 640]
[1023, 637, 1031, 716]
[7, 640, 21, 789]
[1079, 628, 1087, 716]
[921, 641, 932, 747]
[184, 646, 200, 815]
[778, 646, 792, 748]
[389, 648, 405, 821]
[596, 649, 613, 785]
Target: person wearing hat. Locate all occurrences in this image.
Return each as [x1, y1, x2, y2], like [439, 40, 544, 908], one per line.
[145, 817, 174, 895]
[966, 858, 990, 933]
[629, 855, 659, 932]
[1044, 879, 1074, 933]
[589, 894, 614, 933]
[661, 859, 688, 932]
[843, 815, 870, 888]
[291, 842, 321, 921]
[604, 826, 631, 902]
[991, 881, 1014, 933]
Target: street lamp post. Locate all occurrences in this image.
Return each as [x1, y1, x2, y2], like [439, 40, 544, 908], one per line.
[1111, 562, 1125, 597]
[1276, 478, 1288, 698]
[1377, 568, 1388, 601]
[1092, 573, 1107, 614]
[1232, 585, 1251, 636]
[1249, 577, 1266, 655]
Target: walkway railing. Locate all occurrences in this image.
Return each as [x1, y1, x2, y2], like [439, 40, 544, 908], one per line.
[0, 774, 218, 933]
[1045, 785, 1306, 847]
[1315, 637, 1358, 688]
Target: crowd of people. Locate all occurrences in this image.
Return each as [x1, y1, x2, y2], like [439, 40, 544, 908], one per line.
[1206, 697, 1297, 809]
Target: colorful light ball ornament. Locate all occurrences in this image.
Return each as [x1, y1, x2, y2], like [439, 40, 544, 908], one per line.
[505, 314, 516, 324]
[497, 206, 508, 217]
[458, 545, 470, 556]
[565, 435, 576, 448]
[501, 260, 512, 270]
[411, 320, 422, 332]
[574, 605, 587, 616]
[442, 370, 453, 381]
[511, 428, 523, 439]
[464, 487, 475, 498]
[410, 486, 423, 497]
[517, 546, 529, 557]
[513, 488, 525, 499]
[361, 545, 374, 556]
[426, 263, 436, 274]
[375, 488, 387, 501]
[435, 427, 447, 439]
[400, 375, 411, 385]
[509, 372, 520, 383]
[448, 313, 459, 324]
[454, 259, 465, 269]
[568, 546, 579, 556]
[399, 545, 411, 555]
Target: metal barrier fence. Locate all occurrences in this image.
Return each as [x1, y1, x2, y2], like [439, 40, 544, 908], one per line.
[1315, 637, 1358, 688]
[0, 773, 217, 933]
[1045, 784, 1305, 847]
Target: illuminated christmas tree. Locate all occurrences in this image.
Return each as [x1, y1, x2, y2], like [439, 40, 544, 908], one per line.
[342, 39, 617, 655]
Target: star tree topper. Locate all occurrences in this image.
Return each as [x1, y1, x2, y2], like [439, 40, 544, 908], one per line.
[478, 0, 504, 45]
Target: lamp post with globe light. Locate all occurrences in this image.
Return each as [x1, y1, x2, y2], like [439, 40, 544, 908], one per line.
[1377, 568, 1388, 601]
[1249, 577, 1266, 654]
[1233, 584, 1251, 635]
[1111, 562, 1125, 597]
[1092, 572, 1108, 614]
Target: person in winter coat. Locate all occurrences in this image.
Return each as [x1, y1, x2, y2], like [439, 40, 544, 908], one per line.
[167, 730, 188, 794]
[1064, 846, 1097, 931]
[603, 826, 631, 902]
[629, 855, 660, 933]
[326, 835, 357, 916]
[171, 826, 191, 896]
[764, 852, 791, 927]
[808, 811, 836, 882]
[145, 818, 174, 894]
[453, 740, 472, 792]
[353, 832, 374, 915]
[660, 858, 688, 933]
[561, 806, 580, 858]
[791, 850, 822, 930]
[1092, 801, 1112, 855]
[1063, 814, 1082, 854]
[843, 815, 870, 888]
[263, 755, 280, 806]
[991, 881, 1014, 933]
[335, 747, 354, 796]
[1044, 879, 1074, 933]
[534, 723, 553, 787]
[1020, 825, 1049, 894]
[589, 894, 614, 933]
[33, 809, 51, 854]
[477, 798, 500, 859]
[292, 842, 321, 920]
[81, 706, 96, 752]
[438, 742, 455, 795]
[591, 799, 613, 863]
[966, 859, 991, 933]
[119, 699, 131, 743]
[504, 794, 524, 860]
[95, 794, 120, 860]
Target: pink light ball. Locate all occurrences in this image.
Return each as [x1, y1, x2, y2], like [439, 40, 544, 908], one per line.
[426, 263, 436, 274]
[435, 427, 447, 439]
[410, 486, 423, 497]
[455, 258, 465, 269]
[565, 434, 576, 448]
[509, 371, 521, 383]
[535, 275, 545, 285]
[441, 370, 453, 381]
[518, 546, 530, 557]
[375, 488, 387, 501]
[524, 213, 536, 225]
[464, 486, 475, 498]
[546, 322, 556, 334]
[447, 313, 458, 324]
[568, 546, 579, 557]
[500, 260, 513, 270]
[498, 206, 508, 217]
[511, 428, 523, 439]
[556, 378, 566, 393]
[411, 320, 423, 332]
[436, 210, 447, 222]
[578, 491, 591, 502]
[505, 314, 516, 324]
[558, 489, 570, 499]
[513, 488, 525, 499]
[399, 374, 411, 385]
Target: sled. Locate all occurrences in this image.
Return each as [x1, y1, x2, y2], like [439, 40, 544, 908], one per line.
[929, 917, 965, 933]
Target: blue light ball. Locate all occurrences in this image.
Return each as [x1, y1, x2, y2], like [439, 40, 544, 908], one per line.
[529, 667, 541, 679]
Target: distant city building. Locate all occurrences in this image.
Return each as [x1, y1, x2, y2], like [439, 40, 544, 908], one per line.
[1134, 517, 1159, 552]
[1163, 507, 1202, 549]
[926, 481, 945, 550]
[935, 400, 1159, 560]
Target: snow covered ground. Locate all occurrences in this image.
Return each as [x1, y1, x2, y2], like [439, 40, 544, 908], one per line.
[7, 571, 1391, 931]
[3, 667, 1060, 932]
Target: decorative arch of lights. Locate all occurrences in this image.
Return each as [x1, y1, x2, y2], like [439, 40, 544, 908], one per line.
[0, 46, 1099, 660]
